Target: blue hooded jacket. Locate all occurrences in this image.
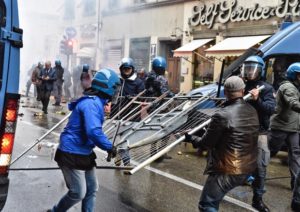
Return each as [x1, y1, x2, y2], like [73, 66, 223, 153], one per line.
[58, 95, 112, 155]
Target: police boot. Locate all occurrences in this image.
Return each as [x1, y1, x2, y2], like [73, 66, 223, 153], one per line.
[252, 196, 270, 212]
[291, 201, 300, 211]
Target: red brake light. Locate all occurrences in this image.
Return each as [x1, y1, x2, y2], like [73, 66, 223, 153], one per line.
[0, 95, 20, 173]
[1, 134, 14, 154]
[6, 109, 17, 122]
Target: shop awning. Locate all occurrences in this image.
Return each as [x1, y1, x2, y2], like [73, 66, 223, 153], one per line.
[173, 39, 213, 57]
[205, 35, 270, 58]
[77, 47, 95, 58]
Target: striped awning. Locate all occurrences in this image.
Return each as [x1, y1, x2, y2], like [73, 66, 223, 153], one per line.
[205, 35, 270, 58]
[173, 39, 213, 57]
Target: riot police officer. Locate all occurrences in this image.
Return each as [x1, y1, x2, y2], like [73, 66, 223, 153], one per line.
[145, 56, 171, 97]
[117, 57, 144, 166]
[53, 60, 64, 106]
[80, 64, 92, 90]
[119, 57, 144, 96]
[242, 56, 276, 212]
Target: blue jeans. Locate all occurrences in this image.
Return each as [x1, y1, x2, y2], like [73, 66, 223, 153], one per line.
[199, 174, 248, 212]
[52, 166, 98, 212]
[252, 134, 270, 197]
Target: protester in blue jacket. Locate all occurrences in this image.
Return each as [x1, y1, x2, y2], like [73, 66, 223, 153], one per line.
[49, 68, 120, 212]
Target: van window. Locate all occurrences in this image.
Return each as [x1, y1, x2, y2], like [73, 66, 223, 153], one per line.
[265, 55, 300, 90]
[0, 1, 5, 27]
[265, 58, 275, 85]
[0, 1, 6, 89]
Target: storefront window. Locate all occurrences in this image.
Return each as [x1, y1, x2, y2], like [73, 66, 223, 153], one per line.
[108, 0, 120, 9]
[104, 39, 123, 73]
[193, 43, 215, 88]
[130, 38, 150, 72]
[64, 0, 75, 20]
[83, 0, 96, 17]
[265, 55, 300, 90]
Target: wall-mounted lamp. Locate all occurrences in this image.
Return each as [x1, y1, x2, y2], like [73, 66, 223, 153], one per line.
[170, 27, 191, 41]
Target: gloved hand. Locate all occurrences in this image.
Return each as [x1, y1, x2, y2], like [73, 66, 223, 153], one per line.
[152, 80, 161, 90]
[107, 146, 117, 162]
[184, 133, 193, 143]
[184, 133, 200, 149]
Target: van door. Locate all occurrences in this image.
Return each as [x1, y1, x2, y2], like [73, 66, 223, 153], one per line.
[0, 0, 22, 210]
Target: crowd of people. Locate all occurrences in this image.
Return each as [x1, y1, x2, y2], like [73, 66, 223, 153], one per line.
[25, 56, 171, 115]
[184, 56, 300, 212]
[28, 55, 300, 212]
[42, 56, 172, 212]
[25, 61, 100, 114]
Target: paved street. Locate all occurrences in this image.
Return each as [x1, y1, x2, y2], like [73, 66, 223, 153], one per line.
[2, 97, 295, 212]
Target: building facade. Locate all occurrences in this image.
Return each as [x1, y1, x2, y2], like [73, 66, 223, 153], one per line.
[61, 0, 300, 93]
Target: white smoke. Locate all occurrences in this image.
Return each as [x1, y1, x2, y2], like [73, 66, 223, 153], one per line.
[18, 0, 63, 94]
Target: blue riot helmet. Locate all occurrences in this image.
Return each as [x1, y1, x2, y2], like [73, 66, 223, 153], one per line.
[38, 62, 44, 69]
[152, 56, 167, 75]
[82, 64, 89, 73]
[119, 57, 135, 79]
[286, 63, 300, 81]
[55, 60, 61, 66]
[91, 68, 121, 102]
[241, 56, 265, 81]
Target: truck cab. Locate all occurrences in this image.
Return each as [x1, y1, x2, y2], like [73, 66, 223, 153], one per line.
[0, 0, 22, 210]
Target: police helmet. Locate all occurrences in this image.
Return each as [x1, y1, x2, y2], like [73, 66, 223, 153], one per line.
[55, 60, 61, 66]
[241, 56, 265, 81]
[152, 56, 167, 75]
[119, 57, 135, 79]
[38, 62, 44, 68]
[286, 63, 300, 81]
[91, 68, 121, 99]
[82, 64, 89, 73]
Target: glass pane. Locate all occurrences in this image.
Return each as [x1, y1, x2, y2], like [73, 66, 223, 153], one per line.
[0, 1, 6, 27]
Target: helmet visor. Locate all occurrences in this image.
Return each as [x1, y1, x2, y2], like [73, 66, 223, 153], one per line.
[241, 63, 262, 80]
[111, 84, 121, 104]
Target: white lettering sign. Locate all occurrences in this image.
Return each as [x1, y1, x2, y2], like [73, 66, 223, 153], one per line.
[189, 0, 300, 29]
